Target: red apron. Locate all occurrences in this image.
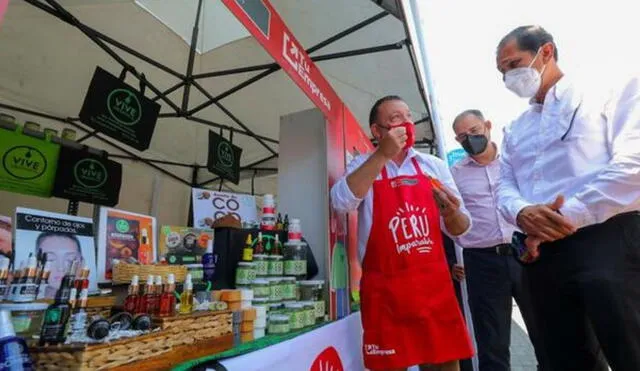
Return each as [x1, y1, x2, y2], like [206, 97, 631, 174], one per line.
[361, 158, 474, 370]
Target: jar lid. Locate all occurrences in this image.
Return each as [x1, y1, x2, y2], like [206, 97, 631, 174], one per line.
[281, 277, 296, 282]
[266, 277, 282, 283]
[299, 301, 315, 306]
[252, 297, 269, 303]
[0, 302, 49, 311]
[253, 254, 268, 259]
[298, 280, 325, 286]
[284, 241, 307, 246]
[285, 303, 304, 309]
[267, 255, 283, 260]
[268, 303, 283, 308]
[252, 279, 269, 285]
[282, 300, 296, 306]
[270, 314, 290, 321]
[238, 262, 255, 267]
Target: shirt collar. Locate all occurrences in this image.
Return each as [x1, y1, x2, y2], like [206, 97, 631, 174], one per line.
[529, 75, 571, 108]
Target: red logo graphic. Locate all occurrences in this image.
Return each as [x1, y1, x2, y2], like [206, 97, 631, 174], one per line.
[310, 346, 344, 371]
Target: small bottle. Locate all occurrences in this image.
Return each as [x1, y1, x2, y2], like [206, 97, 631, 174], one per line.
[254, 232, 265, 255]
[159, 274, 176, 317]
[179, 274, 193, 314]
[272, 234, 282, 256]
[124, 275, 140, 314]
[137, 275, 155, 314]
[276, 213, 284, 230]
[152, 275, 163, 315]
[138, 228, 152, 264]
[0, 257, 10, 298]
[0, 310, 34, 369]
[242, 234, 254, 262]
[39, 260, 78, 345]
[69, 268, 90, 338]
[260, 194, 277, 231]
[288, 218, 302, 242]
[36, 258, 51, 300]
[202, 240, 216, 283]
[283, 214, 290, 232]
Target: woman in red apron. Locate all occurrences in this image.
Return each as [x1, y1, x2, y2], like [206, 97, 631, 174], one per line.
[360, 157, 474, 371]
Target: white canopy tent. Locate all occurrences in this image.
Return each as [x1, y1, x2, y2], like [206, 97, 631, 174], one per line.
[0, 0, 436, 226]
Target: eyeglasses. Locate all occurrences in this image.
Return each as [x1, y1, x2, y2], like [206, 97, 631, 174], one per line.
[455, 126, 485, 142]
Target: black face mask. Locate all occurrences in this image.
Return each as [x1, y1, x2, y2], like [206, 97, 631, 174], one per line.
[461, 134, 488, 156]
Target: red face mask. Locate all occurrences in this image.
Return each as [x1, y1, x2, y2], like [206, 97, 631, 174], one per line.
[390, 122, 415, 150]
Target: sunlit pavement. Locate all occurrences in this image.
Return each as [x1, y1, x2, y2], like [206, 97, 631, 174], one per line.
[510, 302, 537, 370]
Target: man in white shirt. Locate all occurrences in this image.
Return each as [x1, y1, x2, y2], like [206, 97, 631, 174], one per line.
[496, 25, 640, 370]
[450, 109, 544, 370]
[331, 96, 474, 371]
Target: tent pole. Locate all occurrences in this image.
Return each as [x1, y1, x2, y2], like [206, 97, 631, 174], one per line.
[182, 0, 204, 113]
[185, 116, 279, 144]
[192, 11, 389, 80]
[0, 102, 193, 187]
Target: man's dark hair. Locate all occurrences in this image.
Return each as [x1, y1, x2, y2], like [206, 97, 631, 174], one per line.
[452, 109, 485, 131]
[36, 232, 82, 254]
[369, 95, 404, 126]
[497, 25, 558, 61]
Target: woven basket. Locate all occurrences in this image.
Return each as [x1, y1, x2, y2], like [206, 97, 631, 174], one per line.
[112, 263, 188, 284]
[30, 311, 233, 371]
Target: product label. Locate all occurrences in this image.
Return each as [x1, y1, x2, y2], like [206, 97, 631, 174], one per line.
[253, 286, 270, 298]
[11, 316, 32, 333]
[289, 311, 304, 330]
[288, 232, 302, 241]
[282, 283, 296, 300]
[269, 285, 282, 301]
[267, 260, 283, 276]
[284, 259, 307, 276]
[267, 323, 289, 335]
[255, 260, 269, 276]
[314, 300, 325, 319]
[235, 266, 256, 285]
[304, 309, 315, 327]
[242, 247, 253, 262]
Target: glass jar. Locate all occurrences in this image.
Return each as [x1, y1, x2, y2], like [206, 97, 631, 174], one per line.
[299, 280, 325, 320]
[235, 262, 256, 286]
[253, 254, 269, 277]
[283, 241, 307, 279]
[267, 255, 284, 276]
[252, 297, 270, 313]
[284, 303, 305, 330]
[300, 301, 315, 327]
[268, 314, 290, 334]
[266, 277, 282, 302]
[268, 302, 284, 315]
[281, 277, 297, 300]
[251, 279, 270, 299]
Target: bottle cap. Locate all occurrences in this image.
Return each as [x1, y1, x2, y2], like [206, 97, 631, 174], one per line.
[206, 240, 213, 254]
[167, 274, 175, 284]
[0, 310, 16, 339]
[131, 275, 139, 286]
[146, 275, 154, 285]
[245, 234, 253, 245]
[154, 275, 162, 285]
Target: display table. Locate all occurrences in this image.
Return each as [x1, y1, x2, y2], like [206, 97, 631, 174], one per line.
[172, 312, 364, 371]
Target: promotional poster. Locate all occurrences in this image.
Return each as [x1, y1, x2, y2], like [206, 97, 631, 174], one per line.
[158, 226, 213, 265]
[13, 207, 98, 298]
[96, 208, 157, 281]
[191, 188, 258, 228]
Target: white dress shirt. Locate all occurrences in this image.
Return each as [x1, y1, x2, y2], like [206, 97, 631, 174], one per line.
[498, 75, 640, 229]
[330, 148, 472, 262]
[451, 152, 515, 248]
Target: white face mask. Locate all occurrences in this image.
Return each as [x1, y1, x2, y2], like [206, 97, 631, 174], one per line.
[504, 48, 546, 98]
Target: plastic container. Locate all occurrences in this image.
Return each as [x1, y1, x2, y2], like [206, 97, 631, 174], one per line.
[261, 194, 277, 231]
[268, 302, 284, 315]
[266, 277, 282, 302]
[283, 241, 307, 279]
[281, 277, 297, 300]
[251, 279, 270, 299]
[300, 301, 316, 327]
[268, 314, 290, 334]
[287, 218, 302, 242]
[235, 262, 256, 286]
[0, 310, 33, 369]
[267, 255, 283, 276]
[299, 280, 325, 320]
[284, 303, 305, 330]
[253, 328, 265, 339]
[0, 303, 48, 338]
[253, 254, 269, 277]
